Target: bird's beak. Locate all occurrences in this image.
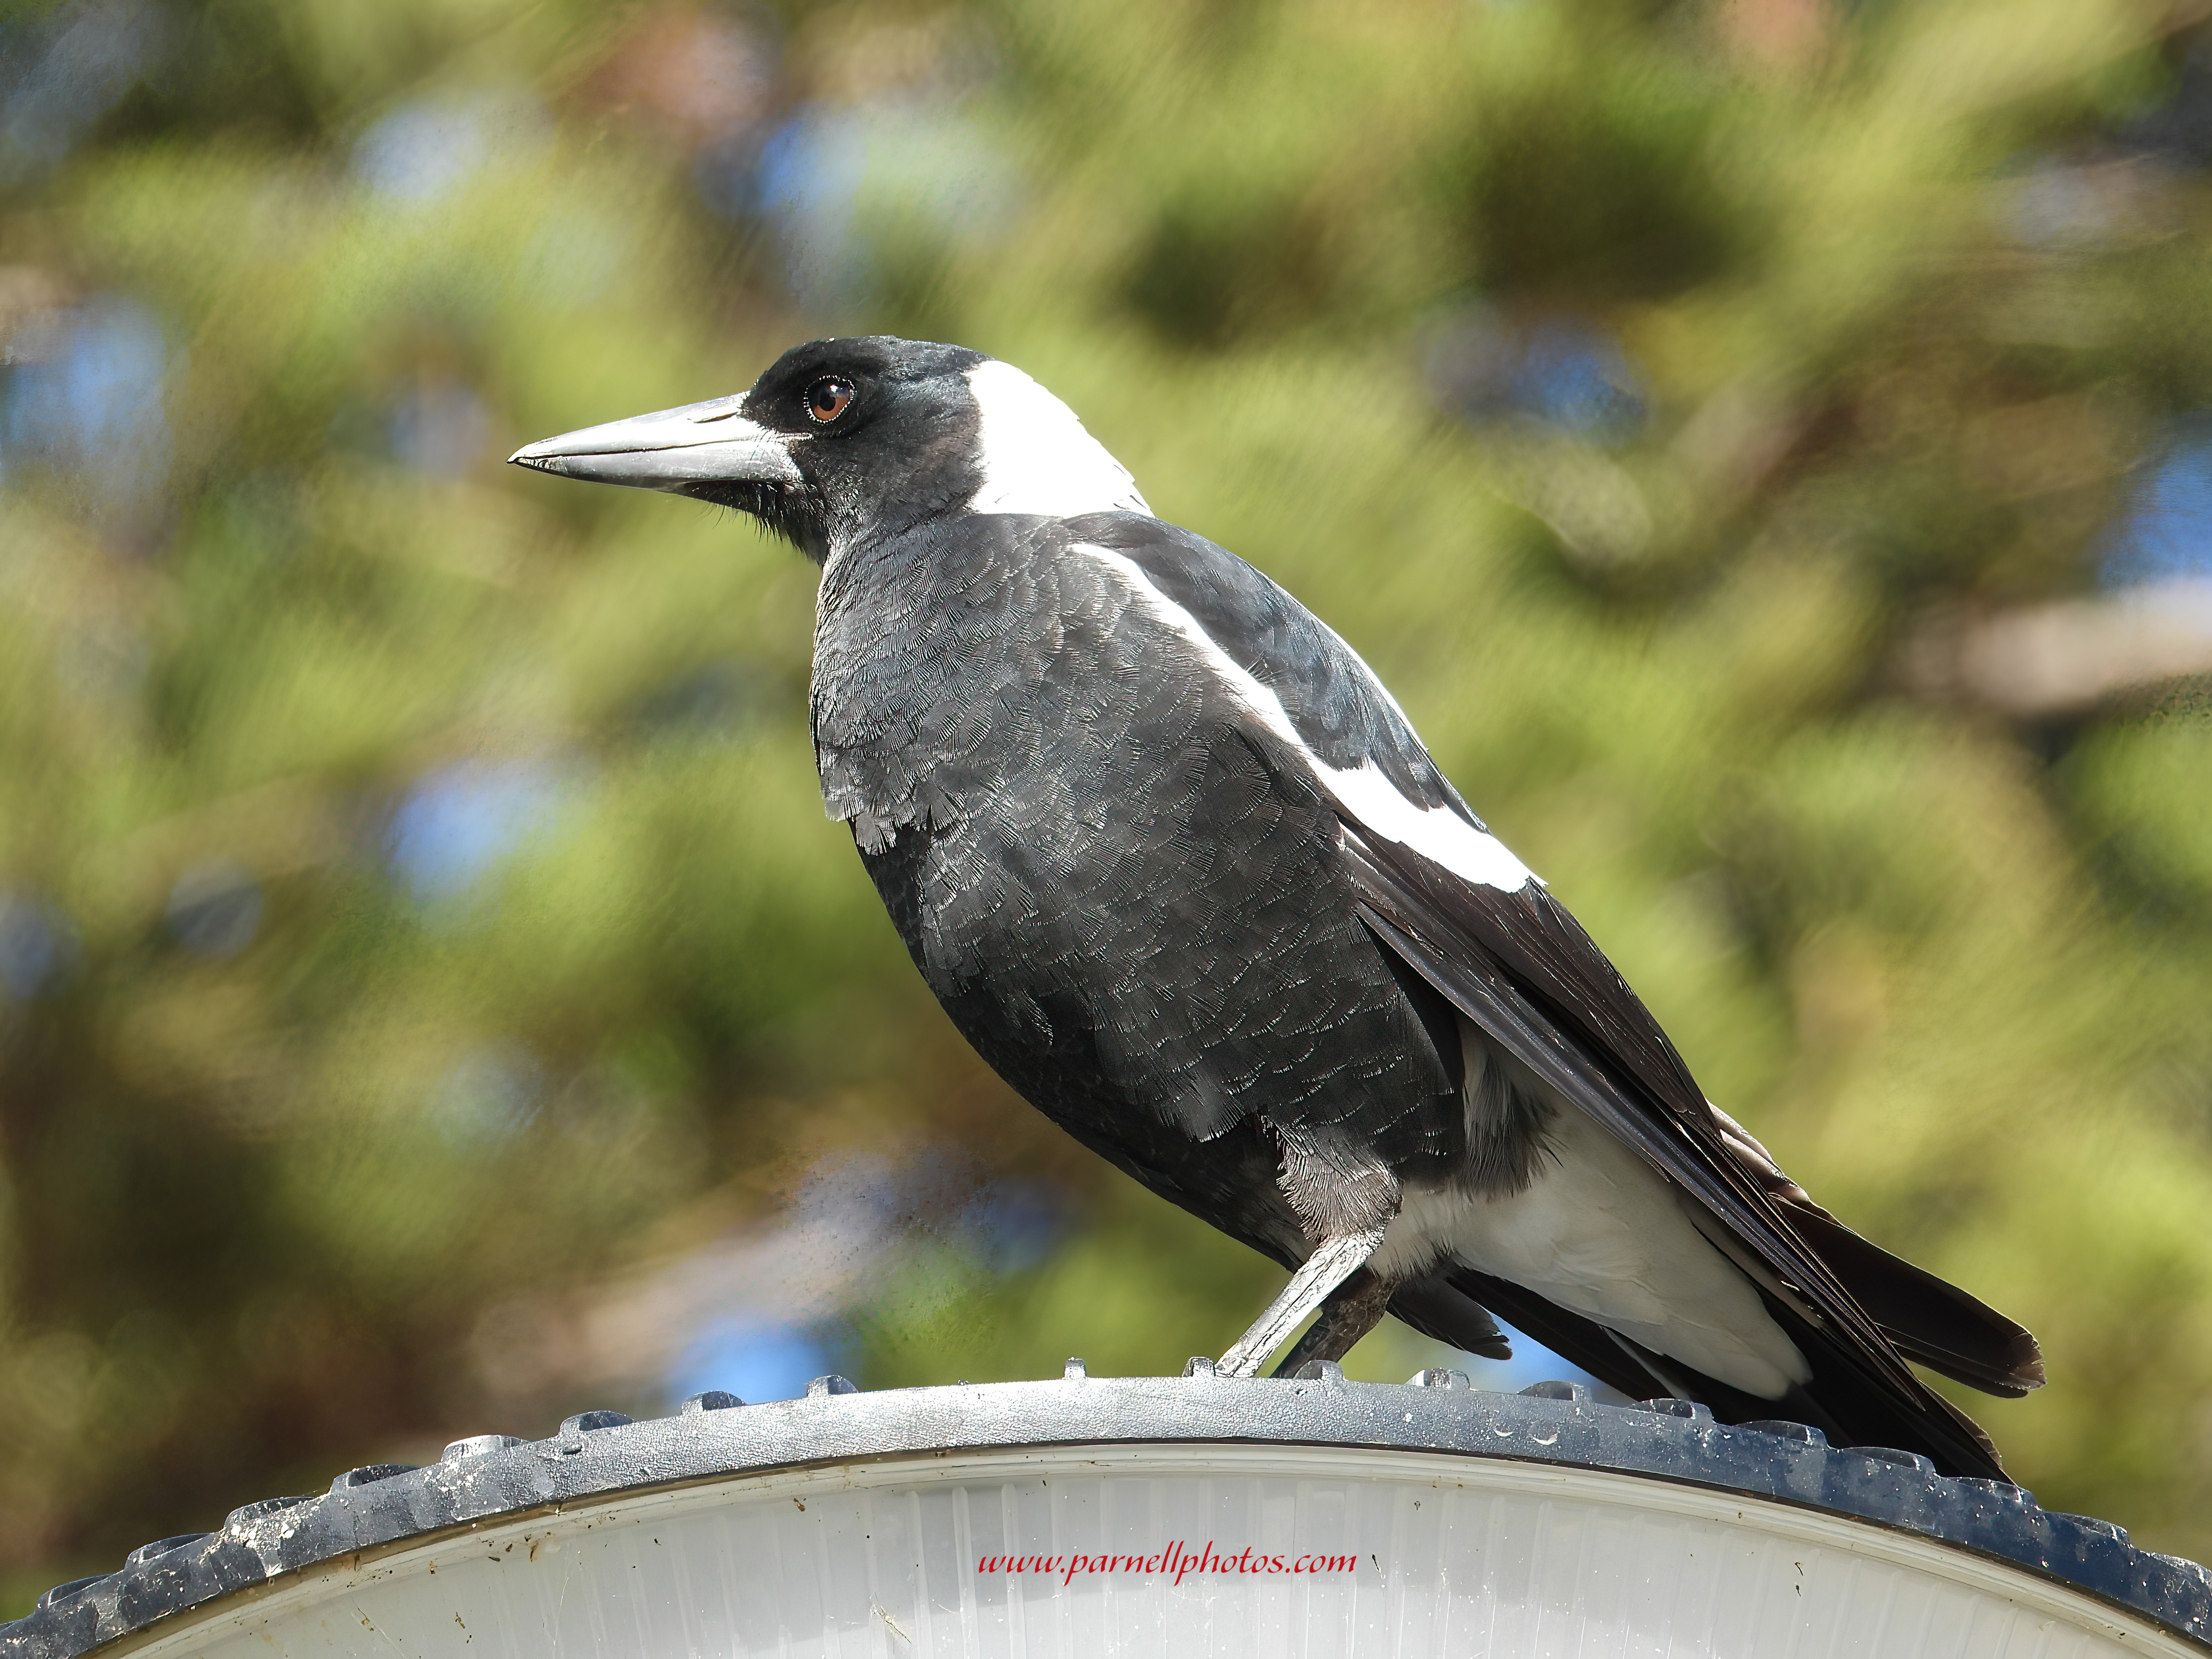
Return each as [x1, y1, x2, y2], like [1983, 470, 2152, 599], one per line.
[507, 394, 803, 491]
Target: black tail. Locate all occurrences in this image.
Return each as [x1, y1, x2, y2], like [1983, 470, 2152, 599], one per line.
[1784, 1206, 2043, 1397]
[1390, 1265, 2014, 1482]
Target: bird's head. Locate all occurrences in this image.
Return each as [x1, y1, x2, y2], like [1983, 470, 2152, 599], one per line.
[509, 335, 1149, 563]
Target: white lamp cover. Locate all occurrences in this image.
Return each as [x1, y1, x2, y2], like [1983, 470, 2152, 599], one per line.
[8, 1366, 2207, 1658]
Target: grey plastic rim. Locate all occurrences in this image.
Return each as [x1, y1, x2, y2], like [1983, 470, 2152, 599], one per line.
[5, 1360, 2207, 1656]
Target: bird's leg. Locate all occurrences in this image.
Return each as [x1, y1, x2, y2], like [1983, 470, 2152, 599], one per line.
[1217, 1225, 1388, 1379]
[1270, 1266, 1393, 1376]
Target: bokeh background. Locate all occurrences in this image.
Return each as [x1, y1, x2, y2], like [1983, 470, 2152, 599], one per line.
[5, 0, 2212, 1603]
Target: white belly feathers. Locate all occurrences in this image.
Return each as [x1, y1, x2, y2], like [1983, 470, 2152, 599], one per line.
[1373, 1076, 1813, 1401]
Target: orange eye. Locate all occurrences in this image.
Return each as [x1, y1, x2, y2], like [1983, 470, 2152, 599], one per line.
[805, 377, 855, 424]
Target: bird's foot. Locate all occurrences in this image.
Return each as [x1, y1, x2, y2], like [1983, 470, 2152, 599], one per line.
[1217, 1225, 1388, 1379]
[1270, 1266, 1393, 1376]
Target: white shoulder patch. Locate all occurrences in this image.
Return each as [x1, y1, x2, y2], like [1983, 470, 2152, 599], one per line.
[965, 360, 1153, 519]
[1081, 544, 1538, 892]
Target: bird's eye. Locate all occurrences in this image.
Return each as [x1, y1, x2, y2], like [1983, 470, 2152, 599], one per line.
[805, 377, 855, 424]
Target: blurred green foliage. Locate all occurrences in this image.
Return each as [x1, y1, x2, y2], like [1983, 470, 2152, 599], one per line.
[6, 0, 2212, 1604]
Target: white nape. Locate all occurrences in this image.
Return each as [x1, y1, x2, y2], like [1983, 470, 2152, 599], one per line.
[1083, 545, 1539, 893]
[965, 360, 1153, 519]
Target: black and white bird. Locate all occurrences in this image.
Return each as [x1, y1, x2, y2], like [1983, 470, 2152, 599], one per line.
[512, 336, 2042, 1477]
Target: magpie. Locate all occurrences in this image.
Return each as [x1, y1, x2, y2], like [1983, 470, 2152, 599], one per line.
[512, 336, 2043, 1477]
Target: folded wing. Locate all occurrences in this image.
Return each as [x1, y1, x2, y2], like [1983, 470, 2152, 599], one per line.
[1342, 821, 2039, 1478]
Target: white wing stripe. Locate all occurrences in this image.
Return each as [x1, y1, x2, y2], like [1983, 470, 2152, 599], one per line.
[1082, 544, 1539, 893]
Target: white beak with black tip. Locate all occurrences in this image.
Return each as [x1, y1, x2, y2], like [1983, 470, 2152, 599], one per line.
[507, 394, 802, 491]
